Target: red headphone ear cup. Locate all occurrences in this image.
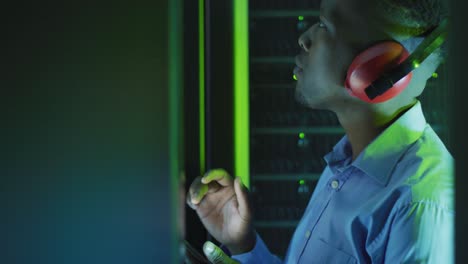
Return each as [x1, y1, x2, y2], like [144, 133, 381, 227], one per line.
[345, 41, 412, 103]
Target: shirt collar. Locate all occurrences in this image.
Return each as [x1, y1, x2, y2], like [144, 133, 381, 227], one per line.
[325, 101, 427, 186]
[324, 136, 353, 174]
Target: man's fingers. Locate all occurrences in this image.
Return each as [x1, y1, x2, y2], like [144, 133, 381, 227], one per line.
[201, 168, 233, 187]
[203, 241, 239, 264]
[206, 181, 222, 194]
[234, 177, 251, 221]
[188, 176, 209, 205]
[186, 192, 198, 210]
[186, 176, 223, 209]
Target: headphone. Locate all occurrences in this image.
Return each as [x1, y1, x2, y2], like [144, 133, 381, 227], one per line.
[345, 18, 449, 103]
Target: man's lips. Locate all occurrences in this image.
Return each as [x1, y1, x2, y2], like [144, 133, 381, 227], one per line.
[294, 55, 304, 78]
[295, 55, 304, 69]
[293, 66, 303, 77]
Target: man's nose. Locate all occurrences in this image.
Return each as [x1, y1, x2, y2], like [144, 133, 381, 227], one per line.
[298, 29, 312, 52]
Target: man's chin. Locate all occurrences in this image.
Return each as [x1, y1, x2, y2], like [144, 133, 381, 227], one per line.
[295, 89, 311, 107]
[295, 89, 327, 110]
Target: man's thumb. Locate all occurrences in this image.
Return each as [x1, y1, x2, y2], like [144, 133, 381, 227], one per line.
[203, 241, 239, 264]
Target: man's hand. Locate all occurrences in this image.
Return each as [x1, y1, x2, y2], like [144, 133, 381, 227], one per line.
[186, 169, 256, 255]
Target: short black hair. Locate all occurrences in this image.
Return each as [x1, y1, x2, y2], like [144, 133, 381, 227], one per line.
[375, 0, 448, 37]
[372, 0, 449, 63]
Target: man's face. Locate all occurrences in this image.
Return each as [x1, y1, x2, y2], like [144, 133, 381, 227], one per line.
[294, 0, 384, 109]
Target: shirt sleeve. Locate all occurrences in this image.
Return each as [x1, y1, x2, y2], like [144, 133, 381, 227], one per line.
[231, 233, 282, 264]
[384, 202, 454, 263]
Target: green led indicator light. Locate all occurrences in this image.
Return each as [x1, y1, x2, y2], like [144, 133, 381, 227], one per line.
[299, 132, 305, 139]
[293, 74, 298, 81]
[298, 16, 304, 21]
[413, 61, 420, 69]
[432, 72, 438, 78]
[299, 179, 305, 185]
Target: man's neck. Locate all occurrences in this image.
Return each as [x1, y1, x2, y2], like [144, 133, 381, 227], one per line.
[333, 102, 414, 161]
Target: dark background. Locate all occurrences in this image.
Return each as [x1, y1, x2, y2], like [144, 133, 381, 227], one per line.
[1, 1, 180, 263]
[0, 0, 467, 263]
[450, 0, 468, 262]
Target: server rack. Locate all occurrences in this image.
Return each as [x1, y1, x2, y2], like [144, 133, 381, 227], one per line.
[249, 1, 336, 257]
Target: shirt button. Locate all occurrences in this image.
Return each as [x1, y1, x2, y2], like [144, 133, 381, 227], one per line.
[331, 180, 339, 189]
[305, 230, 311, 238]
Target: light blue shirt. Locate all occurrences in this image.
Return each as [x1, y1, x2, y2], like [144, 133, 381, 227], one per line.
[232, 101, 454, 263]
